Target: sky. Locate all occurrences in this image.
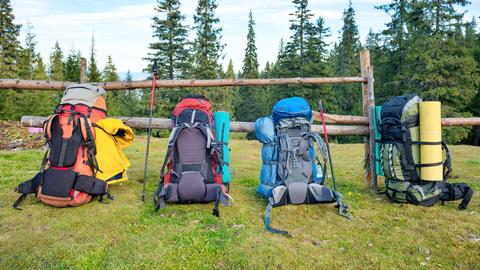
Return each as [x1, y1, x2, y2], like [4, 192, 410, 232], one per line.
[11, 0, 480, 80]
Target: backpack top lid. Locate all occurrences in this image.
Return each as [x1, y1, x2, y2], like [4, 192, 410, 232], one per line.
[172, 94, 213, 126]
[61, 84, 107, 110]
[272, 97, 312, 123]
[173, 94, 212, 117]
[380, 93, 421, 123]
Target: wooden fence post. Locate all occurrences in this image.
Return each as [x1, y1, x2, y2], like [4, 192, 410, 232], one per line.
[80, 58, 87, 83]
[360, 50, 377, 193]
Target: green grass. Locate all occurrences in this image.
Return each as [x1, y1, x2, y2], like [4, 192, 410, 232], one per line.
[1, 138, 479, 269]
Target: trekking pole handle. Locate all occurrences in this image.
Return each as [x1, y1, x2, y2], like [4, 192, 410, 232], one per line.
[318, 100, 324, 113]
[152, 59, 158, 75]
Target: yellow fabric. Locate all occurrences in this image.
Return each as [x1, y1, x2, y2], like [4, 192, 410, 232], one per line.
[94, 118, 134, 184]
[419, 102, 443, 181]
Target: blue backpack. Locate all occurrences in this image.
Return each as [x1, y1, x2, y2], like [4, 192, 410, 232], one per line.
[255, 97, 349, 234]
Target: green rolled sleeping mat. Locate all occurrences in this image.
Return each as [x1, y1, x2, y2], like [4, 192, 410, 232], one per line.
[373, 106, 384, 176]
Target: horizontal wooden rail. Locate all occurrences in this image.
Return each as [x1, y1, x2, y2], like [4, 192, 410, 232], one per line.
[313, 112, 369, 125]
[441, 117, 480, 126]
[312, 113, 480, 126]
[21, 116, 370, 136]
[0, 77, 367, 91]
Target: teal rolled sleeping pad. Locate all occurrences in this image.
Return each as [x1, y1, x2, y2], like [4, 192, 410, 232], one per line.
[213, 111, 231, 184]
[374, 106, 384, 176]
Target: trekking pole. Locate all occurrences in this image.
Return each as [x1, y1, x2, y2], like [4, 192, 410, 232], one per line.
[318, 100, 337, 191]
[141, 60, 158, 201]
[318, 100, 350, 219]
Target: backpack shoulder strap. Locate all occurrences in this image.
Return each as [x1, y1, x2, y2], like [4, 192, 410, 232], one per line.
[159, 126, 186, 181]
[79, 115, 100, 173]
[43, 114, 58, 141]
[308, 132, 328, 162]
[441, 141, 452, 181]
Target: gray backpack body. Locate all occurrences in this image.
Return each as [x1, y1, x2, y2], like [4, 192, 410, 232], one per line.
[273, 117, 334, 205]
[255, 97, 349, 234]
[153, 95, 229, 216]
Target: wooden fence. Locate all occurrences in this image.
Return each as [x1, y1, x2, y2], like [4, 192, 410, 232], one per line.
[2, 49, 479, 193]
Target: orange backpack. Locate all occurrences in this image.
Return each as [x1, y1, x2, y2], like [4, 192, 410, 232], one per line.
[14, 84, 111, 208]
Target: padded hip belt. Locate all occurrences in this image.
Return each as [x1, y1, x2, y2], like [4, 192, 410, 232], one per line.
[165, 180, 223, 204]
[271, 182, 335, 207]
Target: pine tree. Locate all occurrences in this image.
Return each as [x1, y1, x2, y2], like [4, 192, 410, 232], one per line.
[32, 54, 55, 116]
[304, 16, 331, 76]
[287, 0, 314, 75]
[145, 0, 191, 117]
[146, 0, 191, 80]
[120, 70, 141, 117]
[234, 11, 270, 121]
[373, 0, 479, 143]
[17, 22, 37, 80]
[242, 10, 259, 79]
[88, 33, 101, 82]
[6, 22, 55, 120]
[0, 50, 54, 120]
[191, 0, 225, 110]
[102, 55, 119, 82]
[225, 59, 235, 79]
[430, 0, 469, 36]
[124, 70, 133, 82]
[46, 41, 65, 105]
[34, 55, 47, 80]
[102, 55, 121, 115]
[0, 0, 20, 78]
[300, 16, 337, 112]
[262, 61, 272, 78]
[270, 1, 336, 114]
[271, 38, 289, 77]
[220, 59, 234, 114]
[63, 49, 81, 82]
[192, 0, 224, 79]
[49, 41, 64, 81]
[333, 0, 361, 115]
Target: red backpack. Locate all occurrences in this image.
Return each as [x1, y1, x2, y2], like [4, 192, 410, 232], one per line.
[13, 84, 111, 209]
[153, 94, 229, 216]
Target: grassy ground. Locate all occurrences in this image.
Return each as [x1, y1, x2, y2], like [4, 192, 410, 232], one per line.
[0, 138, 479, 269]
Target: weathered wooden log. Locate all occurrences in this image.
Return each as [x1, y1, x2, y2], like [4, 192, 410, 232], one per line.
[80, 58, 87, 83]
[313, 112, 369, 125]
[441, 117, 480, 126]
[312, 114, 480, 127]
[20, 116, 370, 136]
[0, 77, 367, 91]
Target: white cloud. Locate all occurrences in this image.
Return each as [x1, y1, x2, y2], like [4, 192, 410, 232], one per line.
[13, 1, 156, 72]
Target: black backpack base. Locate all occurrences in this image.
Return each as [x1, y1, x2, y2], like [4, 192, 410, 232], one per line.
[385, 178, 473, 209]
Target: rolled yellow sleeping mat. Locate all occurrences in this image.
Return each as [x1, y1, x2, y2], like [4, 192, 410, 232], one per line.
[419, 101, 443, 181]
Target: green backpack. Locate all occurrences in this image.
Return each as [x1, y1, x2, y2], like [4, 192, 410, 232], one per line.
[378, 94, 473, 208]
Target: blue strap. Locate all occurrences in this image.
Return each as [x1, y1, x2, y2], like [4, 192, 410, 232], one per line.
[264, 197, 289, 235]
